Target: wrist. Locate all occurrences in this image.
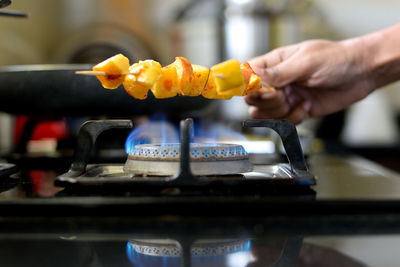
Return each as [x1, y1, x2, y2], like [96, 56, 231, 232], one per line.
[339, 36, 376, 95]
[351, 24, 400, 90]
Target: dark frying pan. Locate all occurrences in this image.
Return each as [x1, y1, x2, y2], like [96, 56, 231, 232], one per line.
[0, 0, 10, 8]
[0, 65, 213, 116]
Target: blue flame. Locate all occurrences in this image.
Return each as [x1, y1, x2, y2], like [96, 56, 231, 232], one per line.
[126, 242, 139, 266]
[194, 122, 247, 144]
[125, 125, 149, 155]
[125, 119, 179, 154]
[125, 115, 249, 155]
[245, 240, 251, 250]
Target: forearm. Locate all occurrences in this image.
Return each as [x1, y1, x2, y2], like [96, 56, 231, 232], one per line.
[347, 24, 400, 89]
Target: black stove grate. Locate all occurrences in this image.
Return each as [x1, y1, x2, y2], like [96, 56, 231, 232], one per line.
[55, 119, 315, 196]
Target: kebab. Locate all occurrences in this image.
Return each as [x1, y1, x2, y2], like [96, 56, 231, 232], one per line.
[75, 54, 274, 100]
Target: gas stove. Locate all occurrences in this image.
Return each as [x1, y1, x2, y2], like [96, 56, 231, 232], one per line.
[55, 118, 315, 196]
[2, 119, 400, 267]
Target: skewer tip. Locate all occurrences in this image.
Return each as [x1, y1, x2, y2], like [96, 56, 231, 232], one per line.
[261, 81, 273, 88]
[214, 74, 226, 79]
[75, 70, 107, 76]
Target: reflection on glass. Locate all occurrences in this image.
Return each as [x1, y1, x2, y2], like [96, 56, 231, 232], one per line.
[126, 239, 251, 267]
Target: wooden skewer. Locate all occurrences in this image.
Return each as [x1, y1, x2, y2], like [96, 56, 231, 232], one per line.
[75, 70, 134, 76]
[261, 81, 273, 88]
[75, 70, 107, 76]
[214, 74, 225, 79]
[75, 69, 275, 95]
[214, 74, 273, 89]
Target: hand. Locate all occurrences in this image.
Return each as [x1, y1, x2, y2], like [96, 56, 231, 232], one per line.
[244, 39, 375, 124]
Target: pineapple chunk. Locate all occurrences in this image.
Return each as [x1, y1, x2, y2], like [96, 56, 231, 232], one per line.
[128, 60, 162, 88]
[202, 72, 233, 100]
[165, 57, 193, 96]
[123, 74, 149, 100]
[151, 67, 179, 98]
[188, 64, 210, 96]
[211, 59, 246, 95]
[93, 54, 129, 89]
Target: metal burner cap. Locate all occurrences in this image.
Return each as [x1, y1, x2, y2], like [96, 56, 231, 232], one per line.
[124, 143, 253, 176]
[128, 143, 248, 161]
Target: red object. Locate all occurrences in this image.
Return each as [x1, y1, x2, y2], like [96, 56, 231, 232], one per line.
[14, 116, 68, 146]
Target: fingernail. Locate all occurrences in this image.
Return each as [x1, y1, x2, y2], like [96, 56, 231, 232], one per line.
[303, 101, 312, 112]
[248, 106, 257, 116]
[261, 93, 274, 99]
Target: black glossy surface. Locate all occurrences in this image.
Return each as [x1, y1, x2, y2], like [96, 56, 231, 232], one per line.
[1, 152, 400, 266]
[1, 152, 400, 228]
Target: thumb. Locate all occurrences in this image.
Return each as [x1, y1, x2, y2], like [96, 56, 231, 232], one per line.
[262, 59, 308, 88]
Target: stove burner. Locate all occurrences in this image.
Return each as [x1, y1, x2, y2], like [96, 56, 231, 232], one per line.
[124, 143, 252, 176]
[56, 119, 315, 195]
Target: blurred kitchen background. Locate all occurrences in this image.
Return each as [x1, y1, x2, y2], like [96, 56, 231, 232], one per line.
[0, 0, 400, 163]
[1, 1, 400, 266]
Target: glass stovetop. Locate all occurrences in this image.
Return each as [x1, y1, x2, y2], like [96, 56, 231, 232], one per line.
[4, 234, 397, 267]
[2, 152, 400, 200]
[1, 152, 400, 266]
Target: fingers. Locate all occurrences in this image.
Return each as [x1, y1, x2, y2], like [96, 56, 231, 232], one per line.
[249, 45, 301, 87]
[248, 100, 311, 124]
[249, 44, 299, 70]
[246, 84, 312, 124]
[246, 43, 315, 124]
[263, 58, 313, 88]
[285, 101, 312, 124]
[245, 89, 285, 109]
[245, 89, 291, 119]
[245, 86, 277, 101]
[249, 44, 316, 88]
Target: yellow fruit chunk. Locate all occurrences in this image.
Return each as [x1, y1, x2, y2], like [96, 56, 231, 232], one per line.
[128, 60, 162, 88]
[165, 57, 193, 96]
[151, 67, 179, 99]
[122, 60, 161, 99]
[188, 64, 210, 96]
[240, 62, 262, 95]
[244, 73, 262, 95]
[122, 74, 149, 100]
[217, 84, 246, 97]
[211, 59, 246, 95]
[93, 54, 129, 89]
[202, 73, 233, 100]
[240, 62, 253, 85]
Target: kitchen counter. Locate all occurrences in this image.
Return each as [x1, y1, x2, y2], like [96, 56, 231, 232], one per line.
[1, 152, 400, 266]
[312, 153, 400, 200]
